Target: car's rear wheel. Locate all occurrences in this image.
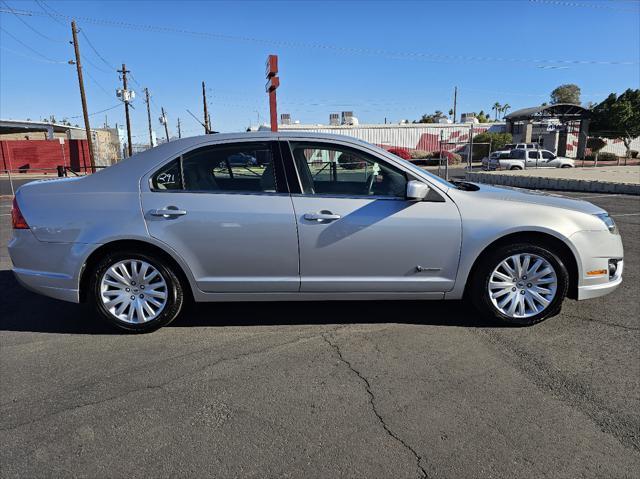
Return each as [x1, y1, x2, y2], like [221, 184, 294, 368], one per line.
[561, 164, 572, 168]
[89, 251, 184, 332]
[510, 166, 523, 170]
[470, 243, 569, 326]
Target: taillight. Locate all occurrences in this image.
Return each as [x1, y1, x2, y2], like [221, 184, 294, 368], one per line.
[11, 197, 29, 229]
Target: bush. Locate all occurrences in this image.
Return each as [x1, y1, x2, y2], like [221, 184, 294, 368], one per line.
[584, 152, 618, 162]
[437, 151, 462, 164]
[387, 147, 411, 160]
[410, 149, 433, 159]
[629, 150, 638, 158]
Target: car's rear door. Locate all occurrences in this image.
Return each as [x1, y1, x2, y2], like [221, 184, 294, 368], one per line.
[141, 140, 299, 293]
[282, 140, 462, 293]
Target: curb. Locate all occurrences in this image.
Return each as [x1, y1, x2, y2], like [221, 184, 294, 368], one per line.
[465, 172, 640, 195]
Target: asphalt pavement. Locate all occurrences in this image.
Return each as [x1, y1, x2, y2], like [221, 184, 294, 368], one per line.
[1, 191, 639, 478]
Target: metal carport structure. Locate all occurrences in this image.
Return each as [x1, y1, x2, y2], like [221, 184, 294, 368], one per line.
[504, 104, 591, 159]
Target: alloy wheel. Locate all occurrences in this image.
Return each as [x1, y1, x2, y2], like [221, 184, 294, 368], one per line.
[488, 253, 558, 319]
[99, 259, 168, 324]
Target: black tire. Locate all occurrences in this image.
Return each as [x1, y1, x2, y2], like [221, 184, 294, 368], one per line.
[510, 166, 523, 170]
[561, 164, 572, 168]
[469, 243, 569, 326]
[89, 250, 184, 333]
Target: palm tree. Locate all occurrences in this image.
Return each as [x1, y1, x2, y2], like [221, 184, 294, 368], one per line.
[501, 103, 511, 120]
[492, 102, 502, 121]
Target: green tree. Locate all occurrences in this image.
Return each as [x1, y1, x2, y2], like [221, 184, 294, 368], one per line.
[550, 84, 581, 104]
[416, 110, 447, 123]
[476, 110, 489, 123]
[474, 131, 513, 153]
[501, 103, 511, 119]
[590, 89, 640, 157]
[492, 102, 502, 121]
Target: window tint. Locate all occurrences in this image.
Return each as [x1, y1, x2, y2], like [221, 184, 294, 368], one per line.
[526, 143, 535, 148]
[151, 158, 183, 190]
[512, 149, 525, 159]
[290, 142, 407, 198]
[541, 151, 554, 160]
[528, 151, 538, 159]
[182, 142, 276, 193]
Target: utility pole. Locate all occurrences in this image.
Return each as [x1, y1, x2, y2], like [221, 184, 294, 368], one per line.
[161, 107, 170, 142]
[202, 81, 210, 134]
[453, 86, 458, 124]
[118, 63, 133, 157]
[144, 88, 153, 148]
[70, 20, 95, 172]
[177, 118, 182, 138]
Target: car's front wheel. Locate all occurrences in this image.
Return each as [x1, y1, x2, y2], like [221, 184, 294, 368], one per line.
[89, 251, 184, 332]
[470, 243, 569, 326]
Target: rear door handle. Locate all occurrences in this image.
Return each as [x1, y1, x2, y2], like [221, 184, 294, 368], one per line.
[150, 207, 187, 217]
[304, 211, 341, 222]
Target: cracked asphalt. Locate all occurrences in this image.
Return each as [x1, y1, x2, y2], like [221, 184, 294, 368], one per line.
[1, 191, 639, 478]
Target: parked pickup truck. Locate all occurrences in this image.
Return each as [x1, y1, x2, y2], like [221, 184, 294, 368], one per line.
[484, 149, 575, 170]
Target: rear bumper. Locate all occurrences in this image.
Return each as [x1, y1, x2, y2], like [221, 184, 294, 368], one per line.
[8, 229, 96, 304]
[13, 269, 80, 303]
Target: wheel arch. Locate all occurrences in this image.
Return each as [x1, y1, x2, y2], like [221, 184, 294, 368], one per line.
[79, 239, 195, 303]
[464, 231, 580, 300]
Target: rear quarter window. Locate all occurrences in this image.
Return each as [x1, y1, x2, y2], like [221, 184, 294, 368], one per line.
[151, 158, 183, 190]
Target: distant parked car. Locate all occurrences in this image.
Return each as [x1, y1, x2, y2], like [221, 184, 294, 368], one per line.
[481, 151, 511, 170]
[504, 142, 540, 151]
[485, 149, 575, 170]
[225, 152, 258, 167]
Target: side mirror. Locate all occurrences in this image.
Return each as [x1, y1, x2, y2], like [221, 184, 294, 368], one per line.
[406, 180, 430, 201]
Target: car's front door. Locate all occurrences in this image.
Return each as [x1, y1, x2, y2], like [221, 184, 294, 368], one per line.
[141, 141, 299, 293]
[284, 140, 462, 293]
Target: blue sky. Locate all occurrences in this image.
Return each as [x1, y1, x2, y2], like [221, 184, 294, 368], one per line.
[1, 0, 639, 141]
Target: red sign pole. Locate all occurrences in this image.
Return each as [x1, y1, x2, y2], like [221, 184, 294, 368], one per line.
[269, 89, 278, 133]
[265, 55, 279, 132]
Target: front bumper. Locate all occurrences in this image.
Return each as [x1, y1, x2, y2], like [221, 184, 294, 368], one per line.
[570, 230, 624, 301]
[577, 260, 623, 300]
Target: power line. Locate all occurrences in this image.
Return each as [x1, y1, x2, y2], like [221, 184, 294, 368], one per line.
[68, 103, 121, 119]
[79, 28, 117, 71]
[81, 53, 112, 74]
[35, 0, 66, 27]
[0, 26, 67, 63]
[0, 45, 66, 64]
[9, 8, 639, 66]
[0, 0, 66, 42]
[83, 67, 113, 98]
[528, 0, 640, 12]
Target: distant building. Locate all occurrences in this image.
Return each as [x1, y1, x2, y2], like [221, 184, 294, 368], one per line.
[0, 119, 122, 172]
[256, 112, 505, 154]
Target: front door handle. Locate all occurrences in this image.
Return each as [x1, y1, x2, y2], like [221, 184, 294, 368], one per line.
[304, 211, 341, 222]
[150, 207, 187, 217]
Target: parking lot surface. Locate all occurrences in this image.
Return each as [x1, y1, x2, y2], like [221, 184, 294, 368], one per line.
[1, 191, 639, 478]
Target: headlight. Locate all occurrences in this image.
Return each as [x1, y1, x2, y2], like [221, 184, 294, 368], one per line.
[594, 213, 618, 234]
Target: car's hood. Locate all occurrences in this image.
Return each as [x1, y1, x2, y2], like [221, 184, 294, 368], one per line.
[462, 183, 605, 215]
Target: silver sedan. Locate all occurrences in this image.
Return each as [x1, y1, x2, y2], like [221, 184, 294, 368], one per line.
[9, 132, 623, 332]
